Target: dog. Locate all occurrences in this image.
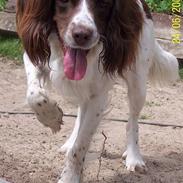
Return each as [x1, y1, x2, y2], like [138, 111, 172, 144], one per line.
[16, 0, 179, 182]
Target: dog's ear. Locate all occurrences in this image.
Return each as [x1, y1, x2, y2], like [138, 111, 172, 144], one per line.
[16, 0, 55, 66]
[101, 0, 143, 77]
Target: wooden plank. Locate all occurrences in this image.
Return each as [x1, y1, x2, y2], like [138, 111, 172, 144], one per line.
[0, 28, 18, 37]
[0, 12, 16, 32]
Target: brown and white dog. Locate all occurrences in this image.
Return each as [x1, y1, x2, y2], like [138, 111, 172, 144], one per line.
[16, 0, 179, 182]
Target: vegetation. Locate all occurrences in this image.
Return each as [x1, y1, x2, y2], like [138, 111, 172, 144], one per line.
[146, 0, 171, 13]
[179, 69, 183, 79]
[146, 0, 183, 14]
[0, 0, 6, 11]
[0, 36, 23, 61]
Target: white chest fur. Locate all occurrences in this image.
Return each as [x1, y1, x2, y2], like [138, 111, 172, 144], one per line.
[49, 37, 114, 103]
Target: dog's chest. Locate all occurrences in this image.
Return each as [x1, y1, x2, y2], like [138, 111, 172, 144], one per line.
[48, 40, 114, 102]
[49, 55, 113, 103]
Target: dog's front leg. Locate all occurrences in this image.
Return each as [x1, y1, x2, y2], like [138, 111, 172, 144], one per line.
[59, 106, 85, 154]
[58, 94, 108, 183]
[24, 53, 63, 133]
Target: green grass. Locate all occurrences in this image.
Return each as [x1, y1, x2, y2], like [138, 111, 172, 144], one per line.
[0, 36, 23, 61]
[0, 0, 7, 11]
[145, 101, 161, 107]
[146, 0, 171, 13]
[140, 114, 151, 120]
[145, 0, 183, 14]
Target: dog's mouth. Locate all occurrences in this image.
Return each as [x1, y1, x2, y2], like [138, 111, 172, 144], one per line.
[63, 47, 89, 81]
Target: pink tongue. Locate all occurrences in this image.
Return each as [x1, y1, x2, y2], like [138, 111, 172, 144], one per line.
[63, 48, 87, 80]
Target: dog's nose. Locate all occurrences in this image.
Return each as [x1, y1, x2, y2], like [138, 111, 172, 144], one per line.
[72, 25, 93, 46]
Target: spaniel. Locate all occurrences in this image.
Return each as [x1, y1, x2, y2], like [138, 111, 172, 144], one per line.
[16, 0, 179, 182]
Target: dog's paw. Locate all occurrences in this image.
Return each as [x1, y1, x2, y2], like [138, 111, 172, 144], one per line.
[27, 89, 63, 133]
[123, 150, 147, 173]
[36, 100, 63, 133]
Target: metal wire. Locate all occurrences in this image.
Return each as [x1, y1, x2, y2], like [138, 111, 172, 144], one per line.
[0, 110, 183, 129]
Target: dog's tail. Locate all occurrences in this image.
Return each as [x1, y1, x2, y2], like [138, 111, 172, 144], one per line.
[149, 41, 179, 85]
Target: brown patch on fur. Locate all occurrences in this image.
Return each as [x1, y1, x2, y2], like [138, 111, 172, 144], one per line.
[93, 0, 144, 76]
[37, 103, 42, 107]
[54, 0, 81, 42]
[16, 0, 55, 66]
[16, 0, 151, 77]
[140, 0, 152, 19]
[73, 153, 77, 158]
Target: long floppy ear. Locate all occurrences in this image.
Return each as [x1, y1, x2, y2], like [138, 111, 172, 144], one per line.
[101, 0, 144, 77]
[16, 0, 55, 66]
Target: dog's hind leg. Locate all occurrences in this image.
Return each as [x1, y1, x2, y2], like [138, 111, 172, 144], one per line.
[123, 70, 147, 172]
[24, 53, 63, 133]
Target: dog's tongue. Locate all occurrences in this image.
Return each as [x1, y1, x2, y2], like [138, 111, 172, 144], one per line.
[63, 48, 87, 80]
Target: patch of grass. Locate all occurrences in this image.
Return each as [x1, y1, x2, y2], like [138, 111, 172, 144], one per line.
[0, 36, 23, 61]
[145, 101, 161, 107]
[145, 0, 183, 14]
[146, 0, 171, 13]
[179, 69, 183, 79]
[140, 114, 151, 120]
[0, 0, 7, 11]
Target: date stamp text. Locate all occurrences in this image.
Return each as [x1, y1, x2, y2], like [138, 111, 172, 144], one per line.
[171, 0, 182, 44]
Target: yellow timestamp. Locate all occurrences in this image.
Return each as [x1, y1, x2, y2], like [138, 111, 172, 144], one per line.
[171, 0, 182, 44]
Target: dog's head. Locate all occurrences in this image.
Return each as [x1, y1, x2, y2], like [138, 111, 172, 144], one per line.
[17, 0, 151, 80]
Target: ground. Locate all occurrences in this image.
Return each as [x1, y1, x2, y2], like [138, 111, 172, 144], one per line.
[0, 57, 183, 183]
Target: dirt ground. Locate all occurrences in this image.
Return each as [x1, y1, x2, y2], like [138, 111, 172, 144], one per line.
[0, 56, 183, 183]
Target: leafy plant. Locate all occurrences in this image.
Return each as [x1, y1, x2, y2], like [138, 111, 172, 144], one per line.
[0, 0, 7, 11]
[146, 0, 172, 13]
